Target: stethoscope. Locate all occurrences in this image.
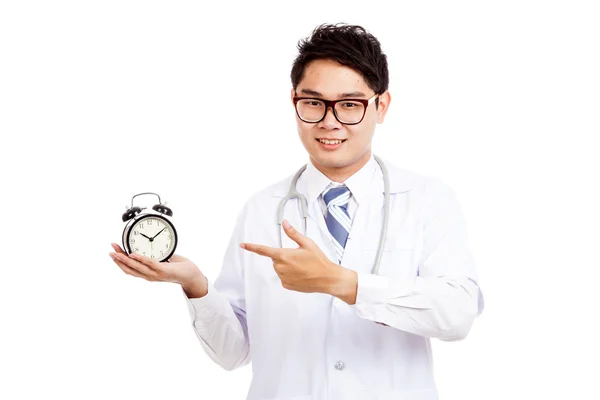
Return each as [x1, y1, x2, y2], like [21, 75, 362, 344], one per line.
[276, 154, 390, 275]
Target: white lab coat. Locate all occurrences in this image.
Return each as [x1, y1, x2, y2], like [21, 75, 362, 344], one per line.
[183, 154, 484, 400]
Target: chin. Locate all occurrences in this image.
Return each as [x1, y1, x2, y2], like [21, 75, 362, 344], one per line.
[311, 152, 352, 168]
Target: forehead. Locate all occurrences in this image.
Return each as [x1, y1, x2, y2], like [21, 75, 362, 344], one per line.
[297, 59, 371, 97]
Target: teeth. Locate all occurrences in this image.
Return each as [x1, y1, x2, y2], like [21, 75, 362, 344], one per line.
[319, 139, 343, 145]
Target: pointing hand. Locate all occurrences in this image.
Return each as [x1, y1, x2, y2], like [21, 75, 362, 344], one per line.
[240, 219, 349, 294]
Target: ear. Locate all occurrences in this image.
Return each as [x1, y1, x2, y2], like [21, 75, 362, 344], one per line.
[376, 91, 392, 124]
[290, 88, 296, 105]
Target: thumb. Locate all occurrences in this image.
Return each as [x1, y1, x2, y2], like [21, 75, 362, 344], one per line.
[168, 254, 189, 263]
[282, 219, 310, 248]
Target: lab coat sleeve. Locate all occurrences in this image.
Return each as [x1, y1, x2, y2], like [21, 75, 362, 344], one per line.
[181, 206, 250, 371]
[353, 177, 484, 341]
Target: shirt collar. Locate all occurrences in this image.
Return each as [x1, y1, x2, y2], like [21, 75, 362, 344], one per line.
[304, 153, 377, 206]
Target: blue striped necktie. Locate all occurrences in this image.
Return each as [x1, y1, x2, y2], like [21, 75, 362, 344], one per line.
[323, 185, 352, 262]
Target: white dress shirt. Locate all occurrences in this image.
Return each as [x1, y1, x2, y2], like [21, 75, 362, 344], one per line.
[183, 154, 484, 400]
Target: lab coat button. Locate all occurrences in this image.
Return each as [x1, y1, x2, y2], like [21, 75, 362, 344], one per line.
[334, 361, 345, 371]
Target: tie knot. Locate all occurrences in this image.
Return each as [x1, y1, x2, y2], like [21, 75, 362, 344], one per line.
[323, 185, 350, 208]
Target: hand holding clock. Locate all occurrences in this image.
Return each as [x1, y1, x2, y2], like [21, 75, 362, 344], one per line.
[109, 243, 208, 298]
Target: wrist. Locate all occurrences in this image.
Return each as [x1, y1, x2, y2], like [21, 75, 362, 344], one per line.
[181, 273, 208, 298]
[326, 263, 358, 305]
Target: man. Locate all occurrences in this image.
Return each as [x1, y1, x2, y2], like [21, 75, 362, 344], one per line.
[109, 23, 484, 400]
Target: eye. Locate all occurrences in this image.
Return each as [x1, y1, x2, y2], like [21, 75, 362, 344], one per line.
[301, 99, 323, 107]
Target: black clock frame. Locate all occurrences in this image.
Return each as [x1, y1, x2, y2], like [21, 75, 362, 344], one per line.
[123, 213, 178, 263]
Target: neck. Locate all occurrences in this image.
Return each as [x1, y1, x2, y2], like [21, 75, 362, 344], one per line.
[312, 150, 372, 183]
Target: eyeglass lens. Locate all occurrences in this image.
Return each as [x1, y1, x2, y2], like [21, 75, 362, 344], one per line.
[296, 99, 365, 124]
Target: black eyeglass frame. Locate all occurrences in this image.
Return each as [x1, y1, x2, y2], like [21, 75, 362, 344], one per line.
[292, 93, 379, 125]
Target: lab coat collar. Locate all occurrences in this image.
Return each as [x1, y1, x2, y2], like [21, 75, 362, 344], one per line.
[270, 154, 418, 251]
[270, 154, 418, 200]
[304, 152, 378, 207]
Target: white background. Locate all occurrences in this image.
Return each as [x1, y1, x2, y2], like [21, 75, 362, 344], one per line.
[1, 1, 599, 399]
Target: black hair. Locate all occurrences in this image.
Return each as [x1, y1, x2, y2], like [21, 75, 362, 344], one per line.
[290, 23, 389, 107]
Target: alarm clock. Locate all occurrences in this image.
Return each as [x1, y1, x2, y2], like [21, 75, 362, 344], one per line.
[121, 192, 178, 262]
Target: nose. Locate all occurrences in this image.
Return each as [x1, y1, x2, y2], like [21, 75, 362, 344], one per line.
[318, 106, 341, 130]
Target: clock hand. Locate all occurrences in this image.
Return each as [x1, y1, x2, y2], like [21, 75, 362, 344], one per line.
[140, 233, 152, 240]
[151, 228, 166, 240]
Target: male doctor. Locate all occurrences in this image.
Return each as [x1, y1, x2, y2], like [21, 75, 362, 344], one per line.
[109, 23, 484, 400]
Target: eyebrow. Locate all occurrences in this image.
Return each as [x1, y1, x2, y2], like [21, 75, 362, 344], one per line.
[299, 89, 367, 98]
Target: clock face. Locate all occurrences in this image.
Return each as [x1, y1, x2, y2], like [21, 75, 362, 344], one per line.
[128, 216, 176, 261]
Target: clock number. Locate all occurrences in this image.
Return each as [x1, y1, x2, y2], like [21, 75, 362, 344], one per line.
[151, 254, 155, 259]
[143, 251, 146, 255]
[131, 238, 135, 244]
[139, 223, 144, 229]
[148, 220, 153, 226]
[165, 244, 169, 249]
[133, 230, 138, 236]
[134, 247, 139, 251]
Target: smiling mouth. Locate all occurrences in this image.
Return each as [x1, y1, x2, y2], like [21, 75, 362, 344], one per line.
[316, 138, 347, 145]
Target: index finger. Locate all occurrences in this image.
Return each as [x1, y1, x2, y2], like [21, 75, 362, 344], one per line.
[110, 243, 127, 254]
[240, 243, 281, 260]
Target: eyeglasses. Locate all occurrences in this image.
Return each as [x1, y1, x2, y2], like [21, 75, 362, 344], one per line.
[293, 93, 379, 125]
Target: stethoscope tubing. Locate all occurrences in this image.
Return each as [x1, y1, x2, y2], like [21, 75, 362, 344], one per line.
[276, 154, 390, 275]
